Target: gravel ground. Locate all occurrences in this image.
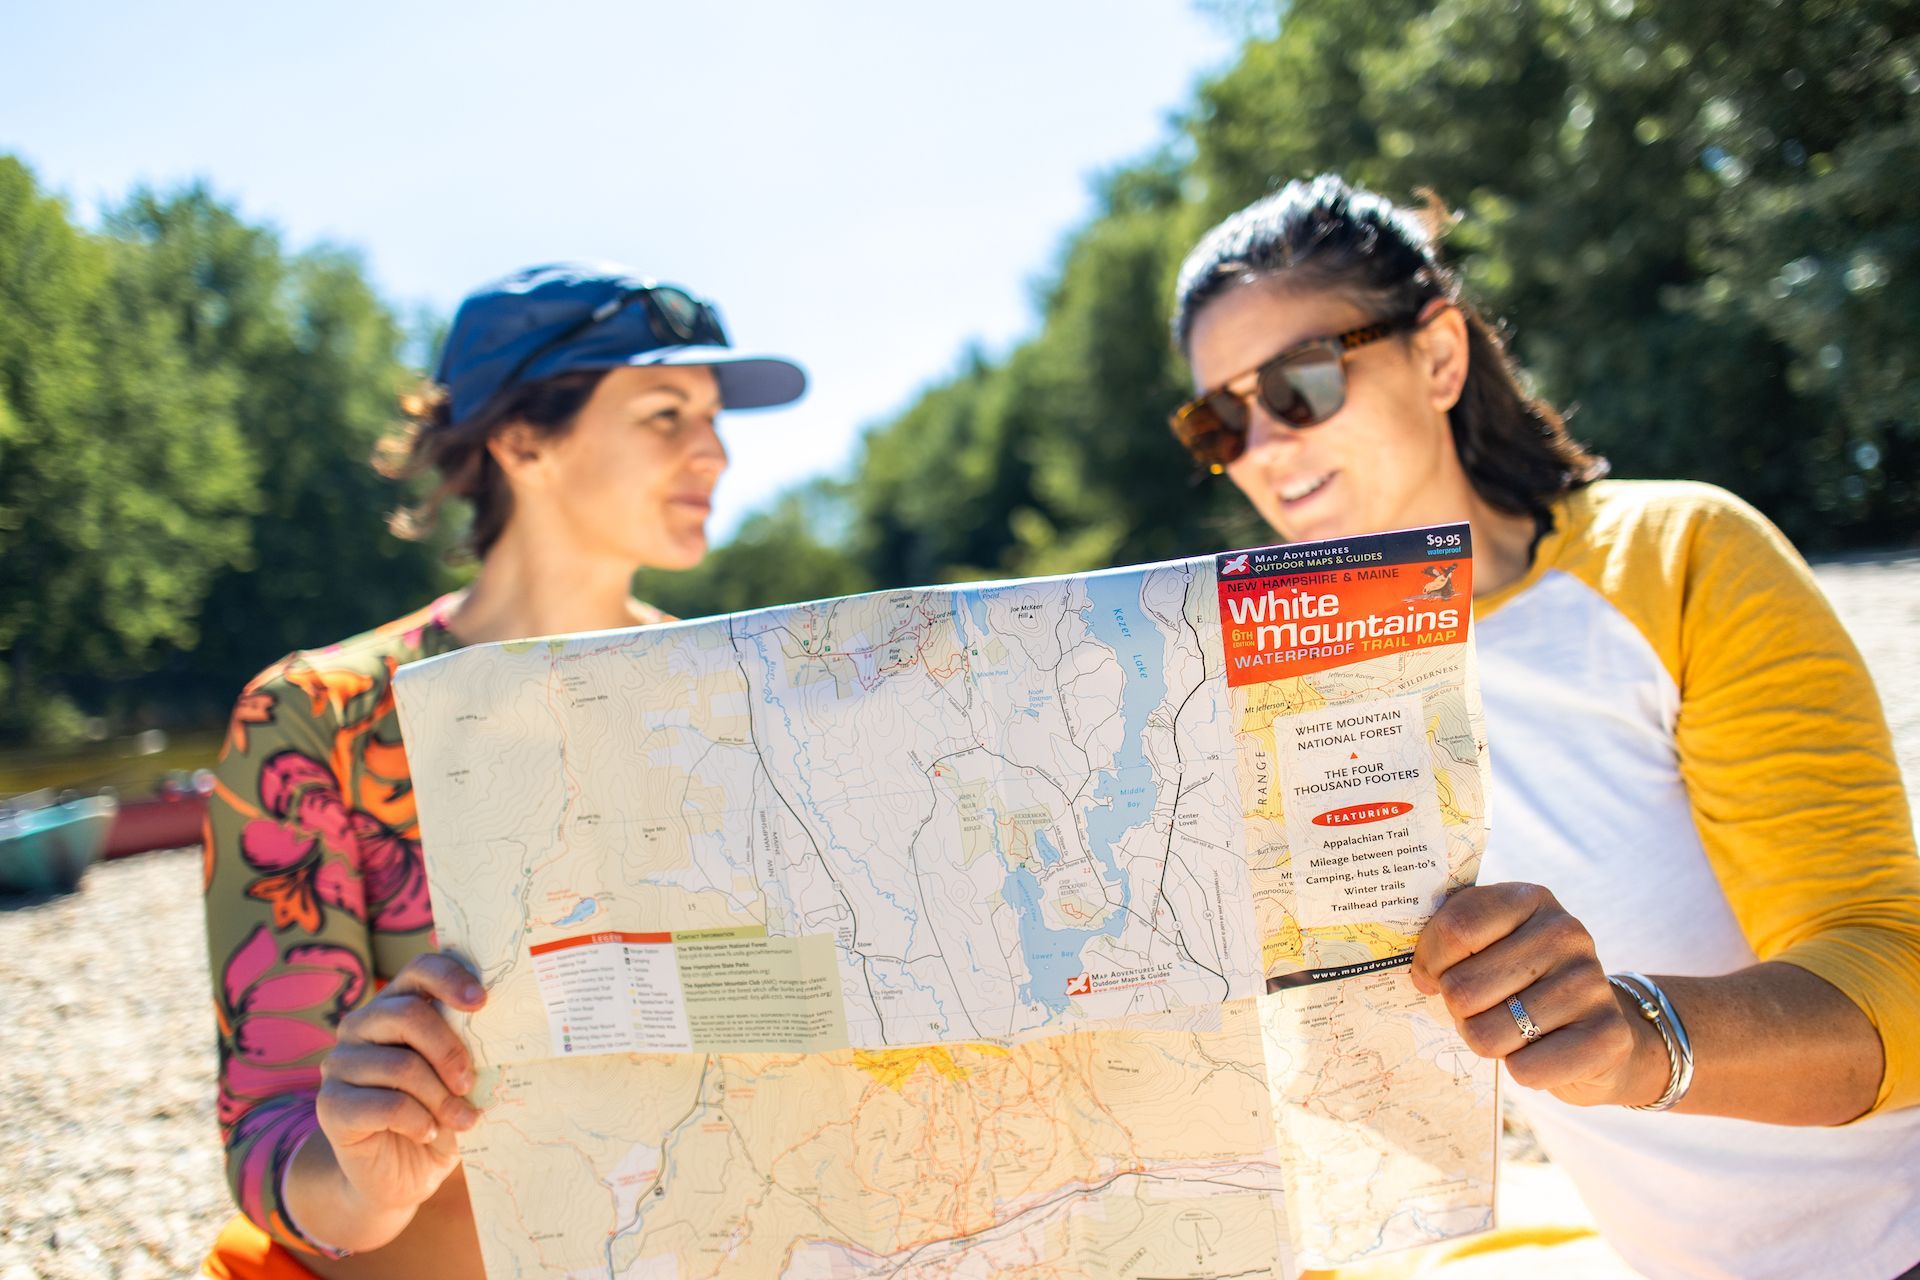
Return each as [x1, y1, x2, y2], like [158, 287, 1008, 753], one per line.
[1813, 552, 1920, 787]
[0, 848, 225, 1279]
[3, 555, 1917, 1279]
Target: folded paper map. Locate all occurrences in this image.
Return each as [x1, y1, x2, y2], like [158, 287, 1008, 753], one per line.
[395, 524, 1497, 1278]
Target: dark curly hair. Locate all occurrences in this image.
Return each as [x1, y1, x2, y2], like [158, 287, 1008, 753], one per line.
[373, 371, 606, 560]
[1173, 174, 1605, 524]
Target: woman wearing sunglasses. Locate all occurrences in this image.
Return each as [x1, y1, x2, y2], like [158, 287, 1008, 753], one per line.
[201, 264, 805, 1279]
[1171, 176, 1920, 1280]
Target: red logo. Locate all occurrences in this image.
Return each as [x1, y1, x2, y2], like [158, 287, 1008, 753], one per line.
[1220, 553, 1251, 576]
[1312, 801, 1415, 828]
[1065, 973, 1093, 996]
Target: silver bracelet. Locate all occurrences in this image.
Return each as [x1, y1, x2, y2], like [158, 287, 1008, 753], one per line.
[1608, 972, 1696, 1112]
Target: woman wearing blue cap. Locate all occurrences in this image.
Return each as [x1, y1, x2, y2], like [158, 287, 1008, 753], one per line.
[200, 265, 806, 1278]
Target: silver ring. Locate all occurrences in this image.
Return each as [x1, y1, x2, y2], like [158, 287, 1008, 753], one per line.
[1507, 994, 1542, 1042]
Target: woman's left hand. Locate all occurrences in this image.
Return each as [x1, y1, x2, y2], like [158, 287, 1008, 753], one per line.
[1410, 882, 1664, 1108]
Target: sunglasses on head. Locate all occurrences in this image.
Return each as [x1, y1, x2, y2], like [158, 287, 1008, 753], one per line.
[1169, 305, 1442, 472]
[496, 283, 731, 393]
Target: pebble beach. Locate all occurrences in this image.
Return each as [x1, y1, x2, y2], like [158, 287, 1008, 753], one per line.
[3, 554, 1917, 1279]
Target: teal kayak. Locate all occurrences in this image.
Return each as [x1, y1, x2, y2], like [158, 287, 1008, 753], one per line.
[0, 794, 119, 894]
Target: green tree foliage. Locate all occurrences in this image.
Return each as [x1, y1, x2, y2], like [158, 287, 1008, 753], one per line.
[1675, 1, 1920, 539]
[1009, 162, 1267, 572]
[0, 160, 255, 739]
[0, 165, 446, 743]
[1186, 0, 1920, 546]
[813, 0, 1917, 600]
[836, 163, 1267, 599]
[101, 188, 453, 711]
[849, 350, 1032, 585]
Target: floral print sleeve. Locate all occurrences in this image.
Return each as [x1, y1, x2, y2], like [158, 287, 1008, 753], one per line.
[203, 603, 458, 1254]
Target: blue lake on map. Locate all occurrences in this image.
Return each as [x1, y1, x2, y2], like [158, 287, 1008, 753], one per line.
[554, 897, 598, 927]
[998, 569, 1169, 1015]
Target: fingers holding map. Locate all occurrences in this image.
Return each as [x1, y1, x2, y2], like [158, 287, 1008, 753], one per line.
[394, 525, 1495, 1277]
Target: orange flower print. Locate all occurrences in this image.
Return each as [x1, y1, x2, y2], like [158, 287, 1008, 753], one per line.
[226, 686, 277, 758]
[284, 663, 376, 723]
[241, 749, 432, 935]
[241, 751, 365, 933]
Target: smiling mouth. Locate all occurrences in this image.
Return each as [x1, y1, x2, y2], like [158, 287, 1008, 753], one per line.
[1278, 471, 1336, 503]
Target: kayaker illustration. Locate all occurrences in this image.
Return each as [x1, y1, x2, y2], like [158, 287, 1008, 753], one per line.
[1413, 562, 1457, 602]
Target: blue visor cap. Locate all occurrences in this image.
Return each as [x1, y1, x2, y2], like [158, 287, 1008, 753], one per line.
[434, 263, 807, 426]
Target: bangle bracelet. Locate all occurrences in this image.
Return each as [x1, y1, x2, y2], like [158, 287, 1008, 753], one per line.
[1608, 972, 1696, 1112]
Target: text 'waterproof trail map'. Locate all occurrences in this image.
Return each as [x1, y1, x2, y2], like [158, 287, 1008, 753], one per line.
[395, 524, 1497, 1278]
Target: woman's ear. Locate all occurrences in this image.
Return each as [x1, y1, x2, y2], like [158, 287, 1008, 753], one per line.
[1421, 303, 1471, 414]
[485, 422, 546, 484]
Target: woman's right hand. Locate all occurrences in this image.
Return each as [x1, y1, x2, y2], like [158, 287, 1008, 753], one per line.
[313, 952, 488, 1234]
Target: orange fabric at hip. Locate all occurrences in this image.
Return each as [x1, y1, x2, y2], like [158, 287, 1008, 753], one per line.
[201, 1214, 320, 1280]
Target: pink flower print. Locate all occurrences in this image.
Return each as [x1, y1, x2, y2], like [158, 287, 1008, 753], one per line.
[218, 926, 367, 1127]
[242, 751, 367, 932]
[350, 811, 433, 931]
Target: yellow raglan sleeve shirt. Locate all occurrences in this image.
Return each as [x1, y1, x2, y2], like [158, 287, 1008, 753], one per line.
[1554, 481, 1920, 1114]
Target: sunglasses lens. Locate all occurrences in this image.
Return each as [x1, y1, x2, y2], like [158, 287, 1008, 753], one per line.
[1172, 340, 1354, 470]
[1203, 389, 1250, 436]
[697, 299, 730, 346]
[1259, 348, 1346, 426]
[648, 287, 703, 342]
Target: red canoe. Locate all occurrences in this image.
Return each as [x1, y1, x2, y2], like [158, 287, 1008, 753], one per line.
[102, 791, 208, 859]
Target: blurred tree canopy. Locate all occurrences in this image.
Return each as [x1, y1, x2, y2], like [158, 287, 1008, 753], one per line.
[5, 0, 1917, 745]
[668, 0, 1918, 614]
[101, 190, 455, 714]
[0, 162, 451, 743]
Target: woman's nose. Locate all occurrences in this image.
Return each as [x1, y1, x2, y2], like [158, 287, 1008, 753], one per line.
[688, 415, 729, 473]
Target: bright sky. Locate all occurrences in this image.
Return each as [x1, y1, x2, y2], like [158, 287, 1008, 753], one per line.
[2, 2, 1240, 537]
